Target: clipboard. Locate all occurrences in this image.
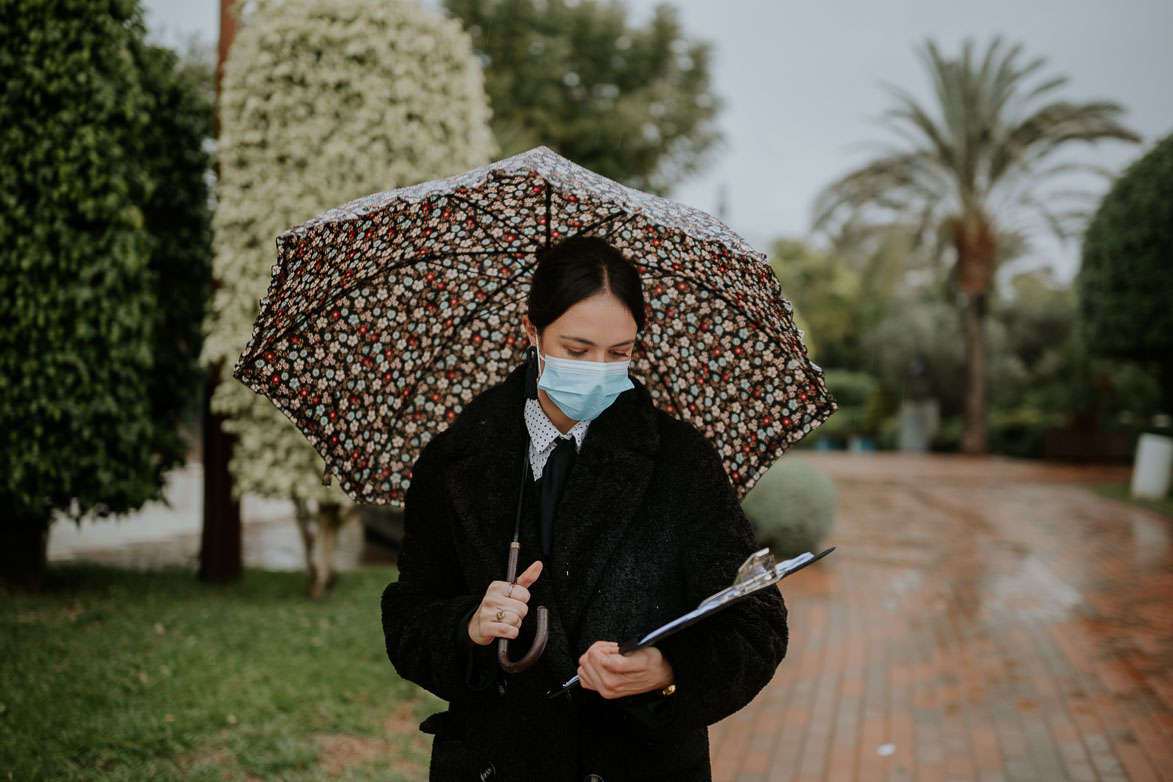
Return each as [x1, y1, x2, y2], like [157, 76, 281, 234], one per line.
[546, 545, 835, 698]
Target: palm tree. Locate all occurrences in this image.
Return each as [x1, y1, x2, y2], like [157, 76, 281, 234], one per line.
[813, 36, 1139, 453]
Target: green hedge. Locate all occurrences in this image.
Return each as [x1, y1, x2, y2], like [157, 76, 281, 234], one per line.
[1078, 132, 1173, 404]
[0, 1, 212, 553]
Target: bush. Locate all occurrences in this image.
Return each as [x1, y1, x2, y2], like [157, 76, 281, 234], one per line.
[931, 415, 964, 451]
[811, 369, 896, 445]
[201, 0, 496, 505]
[987, 406, 1066, 459]
[740, 456, 837, 559]
[1078, 132, 1173, 407]
[1, 0, 213, 582]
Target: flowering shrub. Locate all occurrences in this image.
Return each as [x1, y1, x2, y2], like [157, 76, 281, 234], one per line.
[202, 0, 495, 504]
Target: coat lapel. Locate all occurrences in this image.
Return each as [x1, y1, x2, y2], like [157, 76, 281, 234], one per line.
[441, 360, 660, 673]
[546, 374, 659, 640]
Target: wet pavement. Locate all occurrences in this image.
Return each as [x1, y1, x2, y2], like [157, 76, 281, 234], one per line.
[709, 452, 1171, 782]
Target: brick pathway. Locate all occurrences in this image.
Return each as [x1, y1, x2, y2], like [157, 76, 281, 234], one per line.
[709, 453, 1172, 782]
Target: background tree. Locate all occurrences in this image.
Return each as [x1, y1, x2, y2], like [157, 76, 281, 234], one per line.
[201, 0, 495, 596]
[767, 239, 868, 371]
[1077, 132, 1173, 414]
[813, 36, 1139, 454]
[137, 42, 217, 475]
[0, 0, 213, 586]
[441, 0, 721, 195]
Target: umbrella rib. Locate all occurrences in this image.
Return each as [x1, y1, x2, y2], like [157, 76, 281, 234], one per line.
[392, 251, 541, 422]
[578, 209, 634, 240]
[443, 190, 532, 252]
[374, 247, 538, 271]
[257, 264, 515, 361]
[267, 235, 781, 361]
[569, 210, 778, 333]
[545, 185, 552, 247]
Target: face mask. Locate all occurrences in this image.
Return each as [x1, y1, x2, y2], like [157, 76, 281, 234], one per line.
[534, 336, 635, 421]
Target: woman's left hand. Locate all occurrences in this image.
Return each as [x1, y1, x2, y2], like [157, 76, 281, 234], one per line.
[577, 641, 674, 700]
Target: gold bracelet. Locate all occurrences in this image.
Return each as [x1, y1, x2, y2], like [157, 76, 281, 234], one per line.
[660, 683, 676, 697]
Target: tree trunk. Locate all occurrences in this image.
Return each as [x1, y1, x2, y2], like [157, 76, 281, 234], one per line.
[951, 214, 995, 455]
[960, 291, 989, 454]
[308, 503, 344, 597]
[199, 363, 243, 583]
[199, 0, 243, 584]
[293, 498, 319, 594]
[0, 511, 50, 590]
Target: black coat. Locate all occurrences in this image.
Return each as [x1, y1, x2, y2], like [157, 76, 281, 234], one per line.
[381, 361, 789, 781]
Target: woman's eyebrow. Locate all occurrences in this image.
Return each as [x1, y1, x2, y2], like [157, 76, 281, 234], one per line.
[563, 336, 636, 347]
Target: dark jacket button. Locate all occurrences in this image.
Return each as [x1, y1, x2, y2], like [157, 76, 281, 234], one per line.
[479, 762, 496, 780]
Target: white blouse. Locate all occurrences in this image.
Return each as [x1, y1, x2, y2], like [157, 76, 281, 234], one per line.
[524, 397, 589, 482]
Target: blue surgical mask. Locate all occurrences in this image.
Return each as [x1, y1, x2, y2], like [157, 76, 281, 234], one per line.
[535, 337, 635, 421]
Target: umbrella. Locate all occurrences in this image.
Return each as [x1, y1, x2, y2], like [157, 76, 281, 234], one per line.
[232, 145, 837, 506]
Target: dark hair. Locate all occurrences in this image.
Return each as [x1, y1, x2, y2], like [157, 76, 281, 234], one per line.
[527, 235, 646, 333]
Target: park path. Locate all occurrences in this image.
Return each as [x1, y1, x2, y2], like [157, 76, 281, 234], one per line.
[710, 453, 1171, 782]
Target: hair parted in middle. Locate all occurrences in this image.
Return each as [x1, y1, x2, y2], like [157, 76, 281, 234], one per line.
[526, 235, 647, 335]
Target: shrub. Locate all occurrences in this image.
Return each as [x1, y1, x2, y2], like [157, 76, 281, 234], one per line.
[1, 0, 212, 583]
[1078, 132, 1173, 407]
[202, 0, 496, 505]
[741, 456, 837, 559]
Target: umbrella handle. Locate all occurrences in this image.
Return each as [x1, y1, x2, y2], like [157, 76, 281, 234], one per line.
[497, 541, 548, 673]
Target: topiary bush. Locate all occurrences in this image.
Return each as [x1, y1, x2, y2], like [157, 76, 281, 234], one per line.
[740, 455, 837, 559]
[0, 0, 213, 584]
[1078, 131, 1173, 409]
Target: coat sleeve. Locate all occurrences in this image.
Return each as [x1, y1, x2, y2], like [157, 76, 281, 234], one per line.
[632, 426, 790, 735]
[380, 433, 496, 703]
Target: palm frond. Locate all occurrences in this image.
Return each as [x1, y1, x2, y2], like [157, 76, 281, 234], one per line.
[811, 34, 1142, 282]
[812, 151, 955, 236]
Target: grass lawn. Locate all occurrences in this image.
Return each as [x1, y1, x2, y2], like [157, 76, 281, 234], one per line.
[1090, 481, 1173, 519]
[0, 563, 441, 781]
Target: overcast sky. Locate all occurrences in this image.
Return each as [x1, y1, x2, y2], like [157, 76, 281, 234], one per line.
[142, 0, 1173, 283]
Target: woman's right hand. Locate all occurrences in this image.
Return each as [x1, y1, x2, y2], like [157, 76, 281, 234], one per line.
[467, 560, 543, 646]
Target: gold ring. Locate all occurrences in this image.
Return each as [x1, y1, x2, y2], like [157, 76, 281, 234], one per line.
[496, 610, 505, 621]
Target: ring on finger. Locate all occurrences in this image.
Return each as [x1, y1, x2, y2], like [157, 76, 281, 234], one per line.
[495, 609, 505, 621]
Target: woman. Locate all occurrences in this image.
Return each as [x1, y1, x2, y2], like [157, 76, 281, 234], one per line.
[381, 236, 789, 781]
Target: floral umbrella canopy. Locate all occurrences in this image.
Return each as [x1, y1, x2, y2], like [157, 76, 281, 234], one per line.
[233, 145, 837, 506]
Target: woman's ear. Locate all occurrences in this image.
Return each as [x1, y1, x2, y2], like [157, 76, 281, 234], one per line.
[521, 315, 537, 349]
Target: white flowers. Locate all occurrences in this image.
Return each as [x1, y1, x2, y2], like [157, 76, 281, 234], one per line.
[204, 0, 494, 502]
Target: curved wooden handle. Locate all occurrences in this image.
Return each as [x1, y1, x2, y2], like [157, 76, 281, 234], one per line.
[496, 542, 549, 673]
[497, 606, 548, 673]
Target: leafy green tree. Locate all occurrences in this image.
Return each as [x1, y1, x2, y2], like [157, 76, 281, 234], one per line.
[1077, 132, 1173, 410]
[768, 239, 869, 370]
[202, 0, 495, 596]
[813, 36, 1139, 453]
[859, 289, 1028, 436]
[441, 0, 721, 194]
[991, 269, 1160, 455]
[0, 0, 213, 585]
